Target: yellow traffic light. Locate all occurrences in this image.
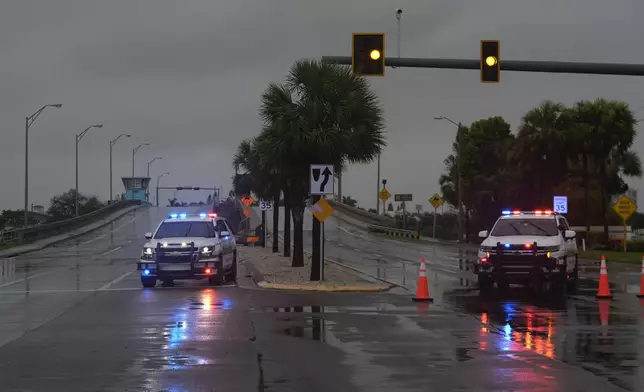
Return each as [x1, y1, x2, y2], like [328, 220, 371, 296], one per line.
[485, 56, 497, 67]
[352, 33, 386, 76]
[480, 40, 500, 83]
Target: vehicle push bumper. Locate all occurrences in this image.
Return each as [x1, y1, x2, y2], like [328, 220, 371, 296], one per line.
[137, 241, 220, 279]
[475, 241, 566, 284]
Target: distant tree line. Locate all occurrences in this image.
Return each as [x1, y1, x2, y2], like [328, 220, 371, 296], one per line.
[438, 99, 642, 244]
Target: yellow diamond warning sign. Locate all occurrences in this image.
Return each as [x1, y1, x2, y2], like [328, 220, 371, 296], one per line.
[379, 188, 391, 201]
[612, 194, 637, 220]
[429, 193, 444, 209]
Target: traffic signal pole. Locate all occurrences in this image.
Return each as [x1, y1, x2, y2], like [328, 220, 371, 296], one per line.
[322, 56, 644, 76]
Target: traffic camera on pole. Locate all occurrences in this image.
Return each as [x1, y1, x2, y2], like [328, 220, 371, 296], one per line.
[352, 33, 386, 76]
[480, 40, 500, 83]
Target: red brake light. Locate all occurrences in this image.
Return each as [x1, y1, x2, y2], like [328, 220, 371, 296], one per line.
[481, 258, 488, 263]
[524, 243, 532, 249]
[205, 268, 212, 274]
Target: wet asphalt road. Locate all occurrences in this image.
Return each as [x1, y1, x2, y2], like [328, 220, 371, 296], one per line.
[0, 207, 643, 391]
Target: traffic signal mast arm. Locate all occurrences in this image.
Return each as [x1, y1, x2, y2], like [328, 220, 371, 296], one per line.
[324, 56, 644, 76]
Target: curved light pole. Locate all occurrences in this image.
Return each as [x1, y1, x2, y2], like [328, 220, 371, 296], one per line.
[24, 104, 63, 228]
[109, 134, 131, 203]
[156, 172, 169, 206]
[147, 157, 162, 177]
[132, 143, 150, 176]
[146, 157, 162, 203]
[76, 125, 103, 217]
[434, 115, 464, 242]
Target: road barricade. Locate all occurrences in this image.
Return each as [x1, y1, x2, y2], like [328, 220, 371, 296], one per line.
[366, 224, 419, 240]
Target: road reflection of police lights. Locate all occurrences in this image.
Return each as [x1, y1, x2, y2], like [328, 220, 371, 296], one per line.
[478, 311, 555, 359]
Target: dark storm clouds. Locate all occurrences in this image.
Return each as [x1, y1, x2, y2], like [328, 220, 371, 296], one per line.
[1, 0, 643, 210]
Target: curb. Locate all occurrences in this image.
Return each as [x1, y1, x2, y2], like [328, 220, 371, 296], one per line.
[0, 205, 146, 258]
[255, 281, 392, 292]
[241, 239, 396, 293]
[323, 257, 410, 292]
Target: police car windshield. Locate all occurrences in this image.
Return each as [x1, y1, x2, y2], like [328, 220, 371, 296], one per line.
[490, 218, 558, 237]
[154, 221, 216, 239]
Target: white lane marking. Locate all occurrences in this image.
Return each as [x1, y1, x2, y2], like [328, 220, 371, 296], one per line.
[353, 248, 361, 252]
[97, 269, 136, 291]
[0, 271, 52, 289]
[93, 246, 122, 259]
[80, 214, 138, 245]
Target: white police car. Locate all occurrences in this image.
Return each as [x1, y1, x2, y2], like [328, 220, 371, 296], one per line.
[475, 209, 578, 294]
[137, 212, 237, 288]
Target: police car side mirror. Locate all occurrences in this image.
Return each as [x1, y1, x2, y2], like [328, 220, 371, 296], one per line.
[144, 232, 152, 240]
[564, 230, 576, 239]
[478, 230, 489, 238]
[220, 230, 231, 238]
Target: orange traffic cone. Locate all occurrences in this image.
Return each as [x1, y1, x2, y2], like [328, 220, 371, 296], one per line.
[596, 255, 613, 299]
[413, 258, 433, 302]
[598, 299, 610, 327]
[637, 256, 644, 298]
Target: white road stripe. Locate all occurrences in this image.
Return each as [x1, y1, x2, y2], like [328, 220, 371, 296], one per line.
[80, 215, 138, 245]
[93, 246, 122, 259]
[97, 269, 136, 291]
[0, 271, 52, 289]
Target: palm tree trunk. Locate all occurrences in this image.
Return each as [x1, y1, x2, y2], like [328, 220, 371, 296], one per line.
[599, 168, 610, 244]
[582, 153, 591, 232]
[283, 191, 291, 258]
[272, 191, 280, 253]
[291, 200, 305, 267]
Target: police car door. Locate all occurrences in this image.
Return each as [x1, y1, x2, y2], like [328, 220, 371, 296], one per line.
[215, 220, 233, 268]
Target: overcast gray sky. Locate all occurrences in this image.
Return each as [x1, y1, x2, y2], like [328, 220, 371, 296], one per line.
[2, 0, 644, 212]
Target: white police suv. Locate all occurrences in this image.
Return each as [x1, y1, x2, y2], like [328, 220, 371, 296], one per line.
[137, 212, 237, 288]
[475, 209, 578, 294]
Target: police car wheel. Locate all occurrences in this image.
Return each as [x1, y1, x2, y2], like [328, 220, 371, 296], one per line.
[141, 276, 156, 288]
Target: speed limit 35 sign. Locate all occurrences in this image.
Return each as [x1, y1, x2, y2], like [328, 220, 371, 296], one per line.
[259, 199, 273, 211]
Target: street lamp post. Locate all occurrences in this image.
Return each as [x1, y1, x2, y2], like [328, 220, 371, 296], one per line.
[435, 116, 464, 242]
[132, 143, 150, 176]
[109, 134, 131, 203]
[146, 157, 162, 203]
[156, 172, 169, 207]
[24, 104, 63, 229]
[147, 157, 162, 178]
[76, 124, 103, 217]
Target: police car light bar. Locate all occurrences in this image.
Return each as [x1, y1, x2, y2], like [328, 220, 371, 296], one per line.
[501, 210, 553, 216]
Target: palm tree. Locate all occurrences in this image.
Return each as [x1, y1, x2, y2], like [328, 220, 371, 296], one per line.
[572, 99, 637, 241]
[258, 59, 385, 274]
[513, 101, 571, 207]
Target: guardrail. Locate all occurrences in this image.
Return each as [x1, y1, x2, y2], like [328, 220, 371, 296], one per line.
[327, 199, 397, 227]
[0, 200, 142, 245]
[366, 223, 420, 240]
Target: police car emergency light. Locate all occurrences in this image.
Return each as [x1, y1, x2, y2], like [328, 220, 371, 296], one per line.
[501, 209, 553, 216]
[168, 212, 217, 219]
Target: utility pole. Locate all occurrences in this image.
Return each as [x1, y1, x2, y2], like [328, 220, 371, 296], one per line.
[156, 172, 169, 207]
[376, 154, 381, 214]
[109, 134, 131, 203]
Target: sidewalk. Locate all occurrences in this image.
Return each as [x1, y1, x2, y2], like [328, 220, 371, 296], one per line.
[239, 245, 393, 292]
[0, 205, 144, 258]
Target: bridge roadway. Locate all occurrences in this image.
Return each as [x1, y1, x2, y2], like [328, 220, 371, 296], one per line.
[0, 206, 641, 391]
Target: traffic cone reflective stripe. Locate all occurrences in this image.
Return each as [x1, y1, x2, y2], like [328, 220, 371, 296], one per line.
[596, 255, 613, 299]
[413, 258, 433, 302]
[637, 257, 644, 298]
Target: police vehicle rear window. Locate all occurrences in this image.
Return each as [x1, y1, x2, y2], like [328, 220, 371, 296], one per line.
[490, 218, 558, 237]
[154, 222, 216, 239]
